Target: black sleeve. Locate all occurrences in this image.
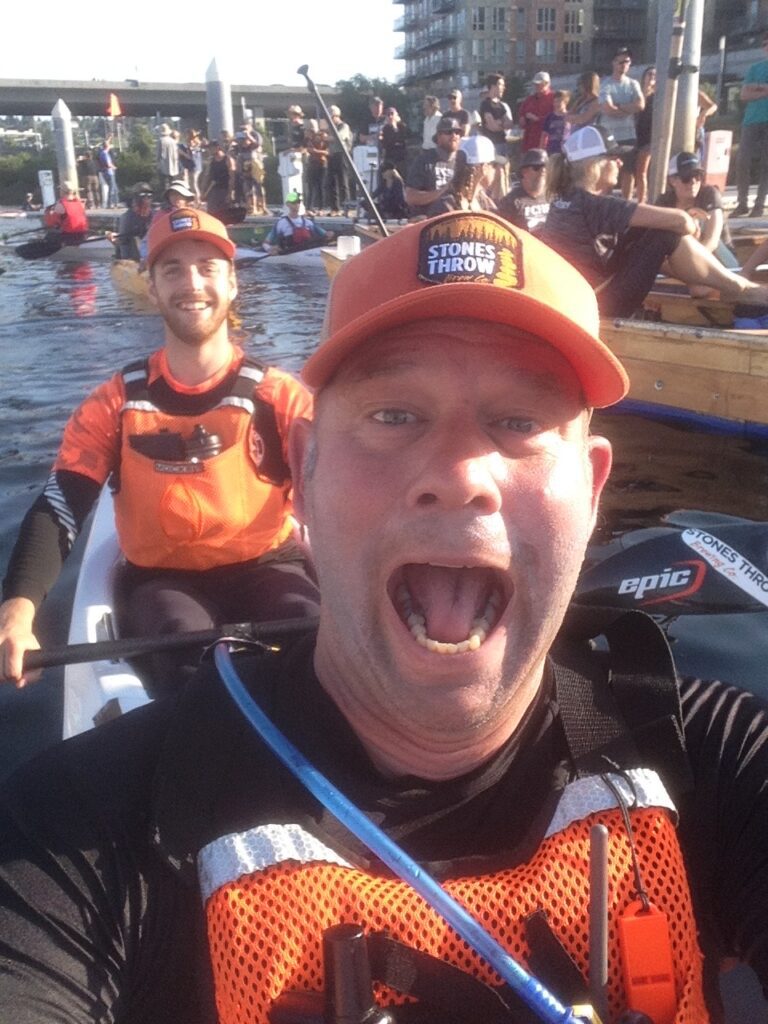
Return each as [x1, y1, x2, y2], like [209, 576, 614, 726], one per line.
[405, 152, 431, 191]
[2, 470, 102, 606]
[678, 677, 768, 993]
[0, 707, 216, 1024]
[582, 190, 636, 239]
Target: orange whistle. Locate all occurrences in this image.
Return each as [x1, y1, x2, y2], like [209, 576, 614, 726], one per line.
[618, 899, 677, 1024]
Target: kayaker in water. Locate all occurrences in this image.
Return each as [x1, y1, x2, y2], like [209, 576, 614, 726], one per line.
[541, 124, 768, 317]
[0, 207, 319, 694]
[42, 180, 89, 246]
[262, 192, 333, 254]
[112, 181, 153, 262]
[1, 211, 766, 1024]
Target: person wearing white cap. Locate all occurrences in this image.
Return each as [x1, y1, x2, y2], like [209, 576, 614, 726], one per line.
[541, 124, 768, 317]
[425, 135, 498, 216]
[517, 71, 554, 153]
[156, 123, 180, 192]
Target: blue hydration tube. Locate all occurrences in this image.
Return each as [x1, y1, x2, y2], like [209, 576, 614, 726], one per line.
[214, 643, 584, 1024]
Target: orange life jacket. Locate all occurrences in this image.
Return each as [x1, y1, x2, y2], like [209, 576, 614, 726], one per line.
[44, 197, 88, 235]
[198, 776, 708, 1024]
[114, 357, 294, 570]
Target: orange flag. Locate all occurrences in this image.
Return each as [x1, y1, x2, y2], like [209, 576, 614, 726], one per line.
[107, 93, 122, 117]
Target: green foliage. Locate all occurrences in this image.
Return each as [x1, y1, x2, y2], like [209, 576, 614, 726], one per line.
[0, 149, 56, 205]
[334, 76, 408, 136]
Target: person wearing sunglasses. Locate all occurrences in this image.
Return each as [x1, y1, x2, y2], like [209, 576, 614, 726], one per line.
[404, 115, 462, 215]
[597, 47, 644, 199]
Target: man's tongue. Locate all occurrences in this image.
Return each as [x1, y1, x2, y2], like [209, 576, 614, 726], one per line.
[402, 564, 492, 643]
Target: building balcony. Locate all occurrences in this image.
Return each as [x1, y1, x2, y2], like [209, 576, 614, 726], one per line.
[431, 0, 456, 12]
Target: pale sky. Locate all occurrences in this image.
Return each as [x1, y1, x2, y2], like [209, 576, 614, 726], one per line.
[4, 1, 404, 87]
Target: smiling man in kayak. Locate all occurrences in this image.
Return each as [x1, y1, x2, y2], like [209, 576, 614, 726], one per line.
[1, 213, 767, 1023]
[0, 207, 319, 692]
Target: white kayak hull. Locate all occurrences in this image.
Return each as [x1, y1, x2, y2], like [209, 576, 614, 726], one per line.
[63, 488, 149, 740]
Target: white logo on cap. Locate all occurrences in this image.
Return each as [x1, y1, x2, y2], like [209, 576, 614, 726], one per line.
[171, 215, 195, 232]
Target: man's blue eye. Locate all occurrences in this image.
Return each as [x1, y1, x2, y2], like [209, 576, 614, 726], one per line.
[498, 418, 535, 434]
[371, 409, 415, 425]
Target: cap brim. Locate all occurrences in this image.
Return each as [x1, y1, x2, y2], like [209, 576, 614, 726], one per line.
[303, 283, 628, 408]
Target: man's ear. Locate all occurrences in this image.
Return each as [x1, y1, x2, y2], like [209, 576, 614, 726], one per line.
[288, 417, 313, 524]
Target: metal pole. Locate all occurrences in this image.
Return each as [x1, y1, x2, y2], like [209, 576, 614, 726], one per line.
[715, 35, 726, 109]
[296, 64, 388, 236]
[648, 0, 689, 203]
[674, 0, 704, 153]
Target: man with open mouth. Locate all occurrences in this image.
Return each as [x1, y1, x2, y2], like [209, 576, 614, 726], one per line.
[1, 213, 768, 1024]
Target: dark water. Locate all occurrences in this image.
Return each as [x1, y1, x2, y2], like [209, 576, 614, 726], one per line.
[1, 249, 767, 1021]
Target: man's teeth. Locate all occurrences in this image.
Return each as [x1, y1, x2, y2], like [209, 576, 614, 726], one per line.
[396, 584, 501, 655]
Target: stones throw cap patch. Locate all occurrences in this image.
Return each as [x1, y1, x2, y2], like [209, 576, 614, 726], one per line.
[418, 215, 523, 289]
[170, 212, 198, 232]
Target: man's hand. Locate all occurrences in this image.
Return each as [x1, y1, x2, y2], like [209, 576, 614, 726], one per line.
[0, 597, 41, 688]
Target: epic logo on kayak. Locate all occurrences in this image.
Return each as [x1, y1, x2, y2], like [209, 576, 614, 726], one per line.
[418, 215, 523, 288]
[617, 559, 707, 605]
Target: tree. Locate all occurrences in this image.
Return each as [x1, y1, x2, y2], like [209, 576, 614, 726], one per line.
[334, 75, 408, 135]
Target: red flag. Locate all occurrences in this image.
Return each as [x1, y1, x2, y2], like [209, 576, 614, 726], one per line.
[107, 93, 122, 117]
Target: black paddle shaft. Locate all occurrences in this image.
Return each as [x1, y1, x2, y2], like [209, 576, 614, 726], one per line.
[297, 64, 389, 237]
[23, 616, 319, 671]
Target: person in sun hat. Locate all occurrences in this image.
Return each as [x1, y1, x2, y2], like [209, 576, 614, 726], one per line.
[540, 124, 768, 316]
[2, 210, 768, 1024]
[0, 205, 318, 695]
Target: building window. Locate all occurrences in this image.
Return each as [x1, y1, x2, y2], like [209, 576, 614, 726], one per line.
[563, 40, 582, 63]
[472, 6, 486, 30]
[536, 7, 556, 32]
[535, 37, 556, 60]
[516, 6, 526, 33]
[564, 8, 583, 32]
[472, 38, 486, 58]
[491, 37, 507, 59]
[516, 38, 527, 62]
[492, 6, 506, 30]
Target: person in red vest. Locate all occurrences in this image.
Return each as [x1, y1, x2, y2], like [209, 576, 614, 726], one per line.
[517, 71, 555, 152]
[43, 181, 89, 244]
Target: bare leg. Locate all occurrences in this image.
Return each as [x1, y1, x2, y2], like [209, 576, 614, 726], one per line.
[741, 237, 768, 280]
[635, 151, 651, 204]
[666, 235, 768, 305]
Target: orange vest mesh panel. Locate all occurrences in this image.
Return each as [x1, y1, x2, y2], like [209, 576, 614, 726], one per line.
[205, 807, 708, 1024]
[115, 404, 293, 569]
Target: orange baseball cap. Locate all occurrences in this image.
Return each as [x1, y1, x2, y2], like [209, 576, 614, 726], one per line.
[302, 212, 628, 408]
[147, 207, 235, 267]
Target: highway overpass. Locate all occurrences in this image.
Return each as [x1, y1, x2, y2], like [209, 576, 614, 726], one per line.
[0, 78, 343, 121]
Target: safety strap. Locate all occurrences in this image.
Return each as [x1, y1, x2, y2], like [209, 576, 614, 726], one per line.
[118, 355, 291, 487]
[552, 607, 692, 799]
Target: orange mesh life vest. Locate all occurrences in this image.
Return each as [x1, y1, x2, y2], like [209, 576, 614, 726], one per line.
[114, 359, 294, 570]
[199, 773, 709, 1024]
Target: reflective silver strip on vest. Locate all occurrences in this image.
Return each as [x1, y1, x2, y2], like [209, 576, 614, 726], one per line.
[198, 823, 352, 903]
[544, 768, 676, 840]
[42, 469, 78, 548]
[122, 368, 148, 386]
[239, 364, 265, 384]
[121, 400, 160, 413]
[219, 396, 256, 413]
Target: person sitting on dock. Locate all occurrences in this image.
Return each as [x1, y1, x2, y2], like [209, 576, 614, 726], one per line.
[262, 192, 333, 254]
[541, 125, 768, 318]
[404, 115, 462, 215]
[1, 212, 767, 1024]
[112, 182, 153, 262]
[0, 207, 319, 695]
[656, 151, 739, 275]
[42, 180, 89, 247]
[497, 148, 550, 233]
